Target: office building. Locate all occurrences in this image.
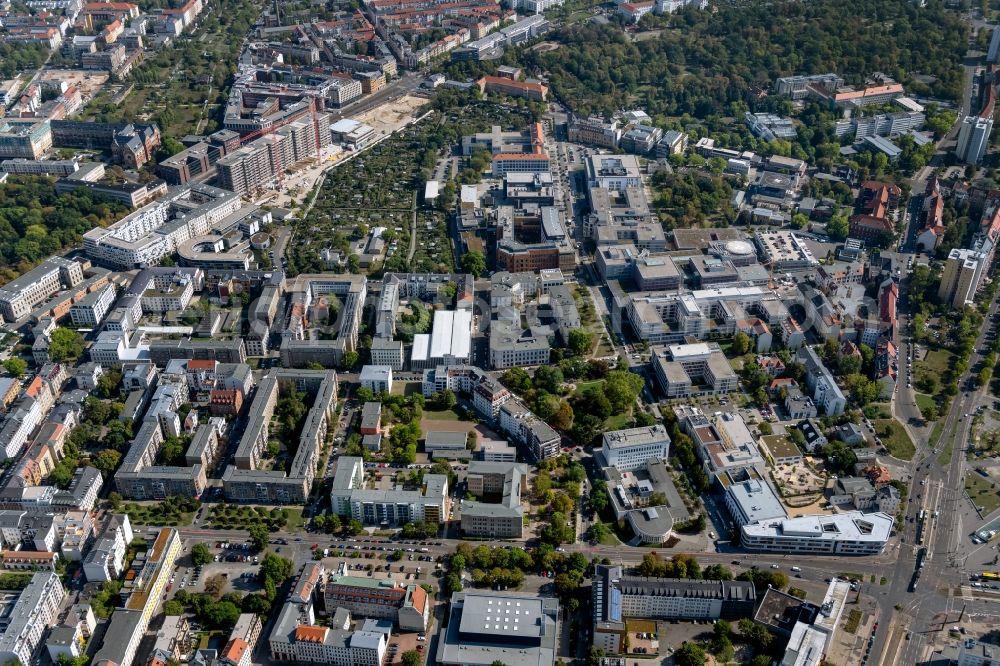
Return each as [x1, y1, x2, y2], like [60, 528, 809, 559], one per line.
[586, 154, 643, 191]
[592, 565, 755, 653]
[424, 431, 472, 460]
[741, 511, 893, 555]
[598, 425, 670, 472]
[435, 591, 559, 666]
[461, 461, 527, 538]
[723, 473, 787, 528]
[269, 564, 390, 664]
[652, 343, 738, 398]
[359, 365, 393, 394]
[0, 119, 53, 159]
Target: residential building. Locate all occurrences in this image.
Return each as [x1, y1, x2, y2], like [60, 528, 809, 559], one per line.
[567, 116, 620, 148]
[81, 514, 133, 582]
[0, 257, 84, 322]
[91, 528, 181, 666]
[330, 457, 448, 528]
[0, 573, 64, 666]
[957, 114, 993, 164]
[939, 247, 987, 309]
[69, 283, 116, 327]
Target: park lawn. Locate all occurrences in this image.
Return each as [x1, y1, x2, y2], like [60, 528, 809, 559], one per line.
[917, 349, 956, 376]
[874, 419, 916, 461]
[604, 412, 632, 431]
[967, 471, 1000, 516]
[284, 508, 305, 532]
[915, 393, 938, 416]
[422, 408, 462, 421]
[573, 379, 604, 396]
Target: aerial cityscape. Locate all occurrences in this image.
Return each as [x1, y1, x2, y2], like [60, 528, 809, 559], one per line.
[0, 0, 997, 664]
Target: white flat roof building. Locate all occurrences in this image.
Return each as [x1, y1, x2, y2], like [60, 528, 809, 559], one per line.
[599, 425, 671, 472]
[741, 511, 893, 555]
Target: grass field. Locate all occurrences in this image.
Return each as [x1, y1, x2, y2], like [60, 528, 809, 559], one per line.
[919, 349, 957, 374]
[422, 408, 462, 421]
[967, 471, 1000, 516]
[915, 393, 938, 415]
[874, 419, 916, 461]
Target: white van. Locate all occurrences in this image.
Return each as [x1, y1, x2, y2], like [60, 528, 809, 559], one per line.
[790, 566, 802, 572]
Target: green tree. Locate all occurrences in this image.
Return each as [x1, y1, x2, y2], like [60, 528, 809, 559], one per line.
[93, 449, 122, 477]
[341, 350, 359, 370]
[827, 210, 850, 241]
[248, 524, 269, 552]
[48, 327, 84, 362]
[674, 642, 706, 666]
[191, 543, 212, 566]
[567, 328, 594, 356]
[732, 331, 752, 355]
[401, 650, 422, 666]
[460, 250, 486, 277]
[163, 600, 184, 615]
[2, 358, 25, 377]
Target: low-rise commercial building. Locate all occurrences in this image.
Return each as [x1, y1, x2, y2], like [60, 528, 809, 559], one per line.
[435, 591, 558, 666]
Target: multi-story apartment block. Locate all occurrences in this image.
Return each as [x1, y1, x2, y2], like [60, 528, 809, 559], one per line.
[567, 116, 620, 148]
[0, 257, 84, 322]
[69, 283, 116, 327]
[91, 528, 182, 666]
[0, 573, 64, 666]
[957, 114, 993, 165]
[81, 514, 133, 582]
[82, 184, 242, 269]
[498, 399, 560, 461]
[330, 457, 447, 527]
[939, 247, 987, 309]
[223, 370, 336, 503]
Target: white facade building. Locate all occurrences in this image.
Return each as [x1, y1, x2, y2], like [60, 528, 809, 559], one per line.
[598, 425, 671, 472]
